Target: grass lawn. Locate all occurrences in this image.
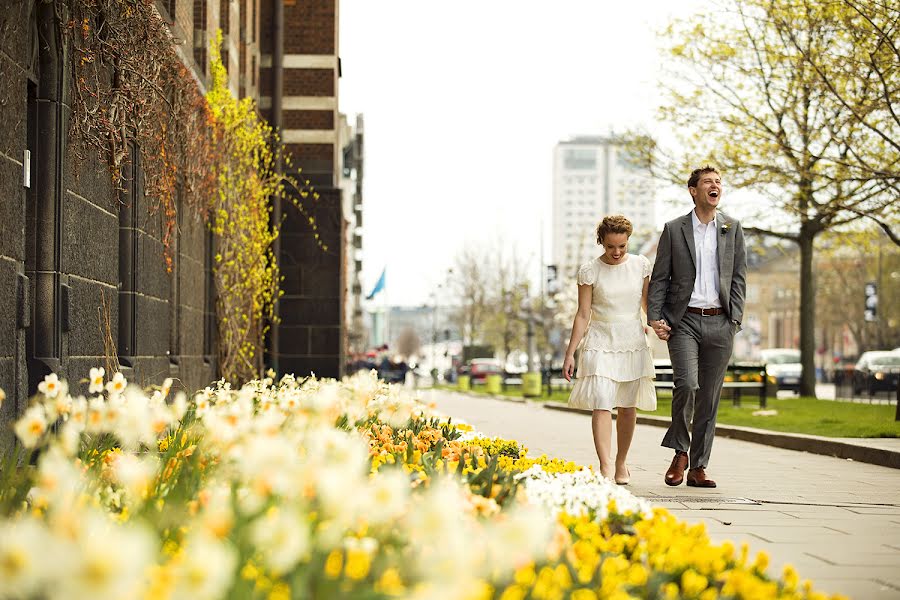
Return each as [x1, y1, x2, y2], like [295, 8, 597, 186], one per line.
[647, 396, 900, 438]
[435, 384, 900, 438]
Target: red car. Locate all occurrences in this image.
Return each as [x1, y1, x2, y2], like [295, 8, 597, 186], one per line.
[461, 358, 504, 383]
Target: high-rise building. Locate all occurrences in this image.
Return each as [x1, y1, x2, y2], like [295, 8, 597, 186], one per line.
[551, 136, 656, 279]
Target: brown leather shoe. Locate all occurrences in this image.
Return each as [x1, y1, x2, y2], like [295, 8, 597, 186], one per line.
[686, 467, 717, 488]
[665, 452, 688, 486]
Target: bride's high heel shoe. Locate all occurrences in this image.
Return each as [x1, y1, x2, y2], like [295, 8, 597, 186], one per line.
[614, 466, 630, 485]
[600, 463, 615, 480]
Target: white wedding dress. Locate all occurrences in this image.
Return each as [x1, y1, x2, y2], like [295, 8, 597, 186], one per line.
[567, 254, 657, 411]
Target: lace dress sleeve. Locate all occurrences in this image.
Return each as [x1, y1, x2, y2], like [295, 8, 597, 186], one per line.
[576, 261, 596, 286]
[641, 255, 652, 278]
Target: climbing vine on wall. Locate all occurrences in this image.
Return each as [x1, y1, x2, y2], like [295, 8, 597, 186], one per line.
[206, 32, 284, 383]
[64, 0, 216, 269]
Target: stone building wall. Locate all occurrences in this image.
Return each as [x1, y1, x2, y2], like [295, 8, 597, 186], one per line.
[0, 0, 345, 448]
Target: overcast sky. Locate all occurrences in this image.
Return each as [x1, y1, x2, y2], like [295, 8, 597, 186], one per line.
[338, 0, 706, 307]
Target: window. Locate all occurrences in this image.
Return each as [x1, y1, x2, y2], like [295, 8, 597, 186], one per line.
[204, 229, 215, 362]
[168, 184, 182, 365]
[564, 149, 595, 170]
[117, 144, 140, 363]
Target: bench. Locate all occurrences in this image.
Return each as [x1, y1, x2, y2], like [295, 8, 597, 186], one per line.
[654, 361, 768, 407]
[507, 363, 768, 407]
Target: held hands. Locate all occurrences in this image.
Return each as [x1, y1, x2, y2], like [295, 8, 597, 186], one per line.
[563, 354, 576, 382]
[649, 319, 672, 341]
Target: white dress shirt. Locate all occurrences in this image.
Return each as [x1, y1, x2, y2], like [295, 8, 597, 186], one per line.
[689, 210, 721, 308]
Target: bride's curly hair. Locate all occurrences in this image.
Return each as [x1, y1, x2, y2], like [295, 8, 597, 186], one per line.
[596, 215, 633, 245]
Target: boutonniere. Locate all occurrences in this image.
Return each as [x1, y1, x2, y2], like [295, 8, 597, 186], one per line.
[720, 222, 730, 235]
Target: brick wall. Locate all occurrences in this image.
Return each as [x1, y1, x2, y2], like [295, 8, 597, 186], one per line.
[259, 0, 343, 378]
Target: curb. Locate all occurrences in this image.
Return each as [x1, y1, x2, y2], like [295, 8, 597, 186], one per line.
[543, 403, 900, 470]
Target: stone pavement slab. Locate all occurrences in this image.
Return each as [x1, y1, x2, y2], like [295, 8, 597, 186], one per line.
[424, 389, 900, 599]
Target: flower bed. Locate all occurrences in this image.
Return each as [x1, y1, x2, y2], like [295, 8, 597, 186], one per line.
[0, 371, 843, 599]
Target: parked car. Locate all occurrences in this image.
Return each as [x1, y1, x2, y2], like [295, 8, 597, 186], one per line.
[760, 348, 802, 392]
[852, 351, 900, 395]
[460, 358, 504, 383]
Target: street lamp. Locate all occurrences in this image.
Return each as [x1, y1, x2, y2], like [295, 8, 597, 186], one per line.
[430, 287, 440, 380]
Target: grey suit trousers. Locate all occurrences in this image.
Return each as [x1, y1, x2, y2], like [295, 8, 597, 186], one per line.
[661, 311, 736, 469]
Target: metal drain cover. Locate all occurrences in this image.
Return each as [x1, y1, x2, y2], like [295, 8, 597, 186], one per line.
[644, 496, 761, 505]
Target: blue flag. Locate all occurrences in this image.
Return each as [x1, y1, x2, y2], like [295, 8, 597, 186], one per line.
[366, 268, 386, 300]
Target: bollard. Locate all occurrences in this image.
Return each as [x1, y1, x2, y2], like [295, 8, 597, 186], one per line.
[522, 372, 542, 398]
[485, 374, 502, 395]
[458, 375, 470, 392]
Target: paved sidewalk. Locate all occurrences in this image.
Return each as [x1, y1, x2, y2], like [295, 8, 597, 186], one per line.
[424, 389, 900, 600]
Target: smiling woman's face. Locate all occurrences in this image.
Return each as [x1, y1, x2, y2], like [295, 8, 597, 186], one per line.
[601, 232, 629, 263]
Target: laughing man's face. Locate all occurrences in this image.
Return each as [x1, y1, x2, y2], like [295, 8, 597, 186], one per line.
[690, 172, 722, 209]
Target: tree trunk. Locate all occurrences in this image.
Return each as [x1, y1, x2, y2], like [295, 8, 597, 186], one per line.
[798, 230, 817, 397]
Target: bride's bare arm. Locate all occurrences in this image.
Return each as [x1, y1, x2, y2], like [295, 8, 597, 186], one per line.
[562, 284, 593, 380]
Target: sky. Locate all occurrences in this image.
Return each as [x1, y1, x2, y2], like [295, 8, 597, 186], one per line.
[338, 0, 705, 307]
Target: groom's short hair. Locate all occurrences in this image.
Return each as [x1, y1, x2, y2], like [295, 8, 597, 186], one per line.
[687, 166, 719, 189]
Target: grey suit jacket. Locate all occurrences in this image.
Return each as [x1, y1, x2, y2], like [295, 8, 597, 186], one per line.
[647, 211, 747, 330]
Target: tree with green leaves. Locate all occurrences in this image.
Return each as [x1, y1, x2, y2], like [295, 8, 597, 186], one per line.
[642, 0, 899, 396]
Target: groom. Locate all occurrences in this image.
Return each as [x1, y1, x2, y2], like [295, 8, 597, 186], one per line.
[647, 166, 746, 488]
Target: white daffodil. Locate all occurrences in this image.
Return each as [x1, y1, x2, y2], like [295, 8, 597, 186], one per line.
[47, 392, 72, 422]
[60, 511, 156, 600]
[85, 396, 107, 434]
[115, 391, 155, 450]
[0, 518, 51, 598]
[88, 367, 105, 394]
[32, 446, 84, 508]
[198, 485, 235, 539]
[38, 373, 62, 398]
[405, 479, 471, 576]
[58, 420, 82, 456]
[110, 453, 159, 504]
[485, 502, 553, 574]
[170, 532, 237, 600]
[194, 390, 212, 416]
[105, 372, 127, 396]
[13, 405, 48, 448]
[249, 508, 311, 575]
[171, 392, 188, 421]
[362, 468, 410, 525]
[516, 466, 653, 522]
[68, 395, 88, 427]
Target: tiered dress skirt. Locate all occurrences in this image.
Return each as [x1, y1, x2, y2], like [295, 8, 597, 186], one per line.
[567, 316, 657, 411]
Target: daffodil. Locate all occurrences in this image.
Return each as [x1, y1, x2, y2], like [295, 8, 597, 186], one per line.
[38, 373, 62, 398]
[0, 519, 52, 598]
[169, 532, 237, 600]
[89, 367, 105, 394]
[249, 508, 310, 575]
[105, 372, 127, 396]
[14, 405, 48, 448]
